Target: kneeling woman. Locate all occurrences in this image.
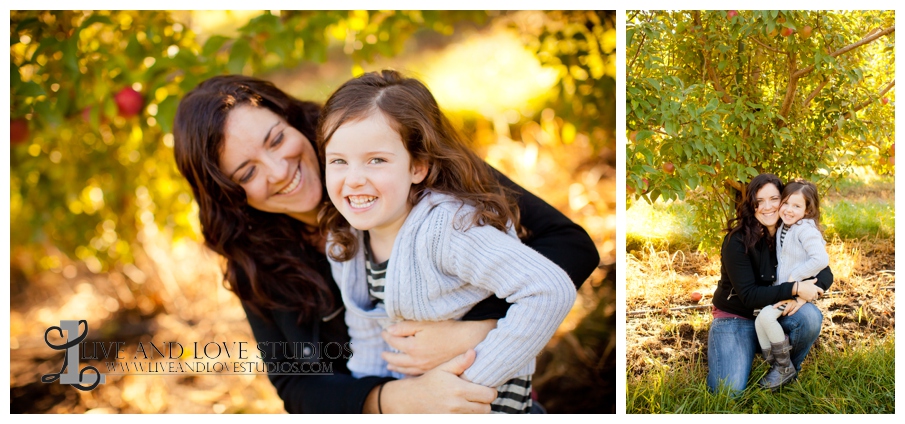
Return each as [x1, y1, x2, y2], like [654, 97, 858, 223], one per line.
[707, 173, 831, 394]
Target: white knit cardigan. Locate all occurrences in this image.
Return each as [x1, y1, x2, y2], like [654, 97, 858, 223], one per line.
[775, 218, 829, 285]
[328, 191, 576, 388]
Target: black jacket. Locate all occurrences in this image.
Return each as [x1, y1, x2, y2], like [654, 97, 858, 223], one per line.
[242, 168, 600, 413]
[712, 230, 833, 320]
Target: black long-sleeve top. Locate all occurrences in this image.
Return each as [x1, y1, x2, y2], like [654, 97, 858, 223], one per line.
[712, 230, 833, 320]
[241, 167, 600, 413]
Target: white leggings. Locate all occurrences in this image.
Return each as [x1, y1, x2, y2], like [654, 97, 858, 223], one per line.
[754, 303, 787, 350]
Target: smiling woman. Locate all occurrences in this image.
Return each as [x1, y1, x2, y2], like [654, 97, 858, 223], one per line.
[220, 105, 322, 224]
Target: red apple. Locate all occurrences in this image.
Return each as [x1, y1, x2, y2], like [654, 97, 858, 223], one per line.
[768, 28, 778, 38]
[114, 87, 143, 118]
[690, 292, 703, 302]
[882, 97, 889, 105]
[629, 130, 638, 142]
[781, 27, 794, 37]
[800, 25, 812, 39]
[642, 178, 650, 193]
[888, 156, 894, 166]
[727, 10, 738, 20]
[663, 162, 676, 174]
[627, 184, 636, 195]
[11, 119, 29, 145]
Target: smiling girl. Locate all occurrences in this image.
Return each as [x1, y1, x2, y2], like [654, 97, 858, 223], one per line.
[753, 179, 829, 390]
[317, 70, 576, 413]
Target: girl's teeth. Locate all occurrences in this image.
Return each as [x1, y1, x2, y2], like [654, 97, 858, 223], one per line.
[348, 196, 377, 208]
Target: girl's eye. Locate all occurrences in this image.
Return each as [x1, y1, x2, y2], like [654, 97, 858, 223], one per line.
[329, 159, 346, 165]
[369, 158, 386, 164]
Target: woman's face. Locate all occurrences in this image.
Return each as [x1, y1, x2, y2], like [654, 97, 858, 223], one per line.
[753, 183, 781, 232]
[219, 105, 322, 225]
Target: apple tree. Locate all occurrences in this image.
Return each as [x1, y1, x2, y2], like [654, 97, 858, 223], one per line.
[9, 10, 488, 275]
[626, 10, 895, 245]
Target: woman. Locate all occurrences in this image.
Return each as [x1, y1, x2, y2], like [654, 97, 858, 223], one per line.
[172, 75, 599, 413]
[708, 173, 831, 395]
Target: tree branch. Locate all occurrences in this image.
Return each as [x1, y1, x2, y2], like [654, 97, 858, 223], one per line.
[749, 36, 789, 56]
[842, 79, 896, 120]
[803, 78, 831, 109]
[778, 51, 800, 121]
[793, 25, 895, 80]
[694, 11, 732, 104]
[629, 30, 647, 69]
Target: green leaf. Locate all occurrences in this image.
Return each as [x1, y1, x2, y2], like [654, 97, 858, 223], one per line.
[665, 120, 678, 137]
[202, 35, 230, 56]
[16, 81, 46, 97]
[79, 14, 113, 29]
[635, 130, 656, 142]
[227, 38, 252, 74]
[745, 166, 759, 177]
[645, 78, 661, 91]
[156, 96, 179, 134]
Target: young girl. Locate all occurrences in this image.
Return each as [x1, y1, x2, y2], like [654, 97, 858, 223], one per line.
[316, 70, 576, 413]
[754, 179, 829, 389]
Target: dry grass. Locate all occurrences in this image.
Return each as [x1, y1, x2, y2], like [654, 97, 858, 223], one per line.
[625, 237, 896, 379]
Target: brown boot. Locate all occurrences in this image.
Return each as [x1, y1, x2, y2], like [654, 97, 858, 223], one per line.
[761, 347, 774, 365]
[759, 336, 797, 390]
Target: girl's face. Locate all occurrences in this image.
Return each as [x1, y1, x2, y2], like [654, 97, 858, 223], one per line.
[219, 105, 323, 225]
[780, 192, 807, 226]
[324, 112, 427, 237]
[753, 183, 781, 232]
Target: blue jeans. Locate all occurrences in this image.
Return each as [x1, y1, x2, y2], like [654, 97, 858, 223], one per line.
[706, 302, 823, 395]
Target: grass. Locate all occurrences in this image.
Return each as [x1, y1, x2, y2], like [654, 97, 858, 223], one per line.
[627, 169, 895, 252]
[627, 338, 896, 413]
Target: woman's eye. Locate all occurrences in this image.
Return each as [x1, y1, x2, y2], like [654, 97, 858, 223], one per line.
[271, 132, 284, 147]
[239, 166, 255, 183]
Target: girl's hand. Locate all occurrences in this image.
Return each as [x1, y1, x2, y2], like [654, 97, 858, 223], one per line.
[381, 320, 497, 376]
[795, 280, 824, 302]
[365, 349, 497, 413]
[780, 297, 808, 316]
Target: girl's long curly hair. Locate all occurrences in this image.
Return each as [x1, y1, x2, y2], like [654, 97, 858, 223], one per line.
[173, 75, 334, 324]
[726, 173, 784, 252]
[317, 70, 521, 262]
[781, 178, 823, 234]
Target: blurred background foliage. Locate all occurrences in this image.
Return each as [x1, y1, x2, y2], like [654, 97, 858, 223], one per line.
[9, 10, 616, 413]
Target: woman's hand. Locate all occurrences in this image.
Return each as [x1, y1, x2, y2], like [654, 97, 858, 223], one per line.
[364, 349, 497, 413]
[795, 279, 824, 302]
[381, 320, 497, 376]
[779, 297, 808, 316]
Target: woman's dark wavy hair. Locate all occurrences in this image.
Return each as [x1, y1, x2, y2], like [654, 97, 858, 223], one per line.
[173, 75, 333, 324]
[316, 70, 521, 262]
[726, 173, 784, 252]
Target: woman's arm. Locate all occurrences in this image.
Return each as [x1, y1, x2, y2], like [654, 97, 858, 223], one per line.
[721, 234, 795, 310]
[363, 350, 497, 413]
[491, 165, 600, 288]
[436, 215, 577, 387]
[242, 301, 388, 413]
